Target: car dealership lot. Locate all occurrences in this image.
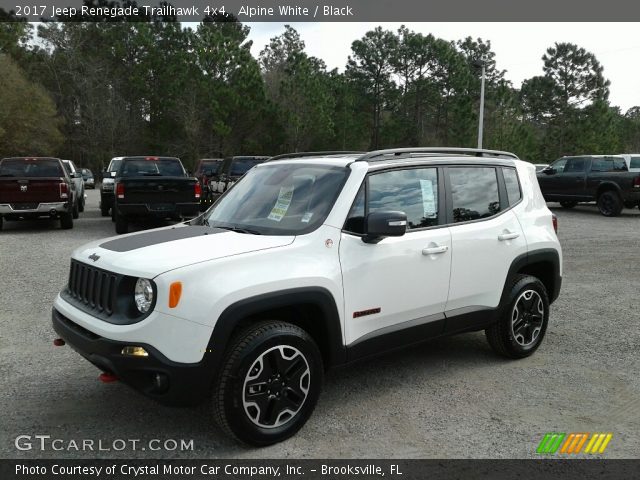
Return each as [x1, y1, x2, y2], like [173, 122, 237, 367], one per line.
[0, 190, 638, 458]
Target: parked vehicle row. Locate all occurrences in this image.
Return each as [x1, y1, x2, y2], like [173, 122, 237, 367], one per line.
[537, 154, 640, 216]
[199, 156, 269, 209]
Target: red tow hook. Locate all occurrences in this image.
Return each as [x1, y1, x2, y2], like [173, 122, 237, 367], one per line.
[99, 372, 118, 383]
[53, 338, 66, 346]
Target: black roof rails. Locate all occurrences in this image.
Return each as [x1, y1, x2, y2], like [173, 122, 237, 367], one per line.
[356, 147, 519, 161]
[266, 151, 364, 162]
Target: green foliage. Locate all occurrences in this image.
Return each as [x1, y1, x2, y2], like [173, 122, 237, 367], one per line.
[0, 54, 63, 155]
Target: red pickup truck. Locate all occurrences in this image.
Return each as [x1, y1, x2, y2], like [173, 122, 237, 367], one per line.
[0, 157, 75, 230]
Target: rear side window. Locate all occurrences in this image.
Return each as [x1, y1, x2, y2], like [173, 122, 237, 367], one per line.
[449, 167, 500, 223]
[0, 159, 63, 177]
[502, 168, 522, 205]
[367, 168, 439, 230]
[564, 157, 587, 173]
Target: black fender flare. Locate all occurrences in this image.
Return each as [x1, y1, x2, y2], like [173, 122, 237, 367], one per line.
[203, 287, 346, 377]
[500, 248, 562, 307]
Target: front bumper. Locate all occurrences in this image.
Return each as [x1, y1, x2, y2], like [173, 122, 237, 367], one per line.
[0, 201, 70, 215]
[52, 308, 214, 406]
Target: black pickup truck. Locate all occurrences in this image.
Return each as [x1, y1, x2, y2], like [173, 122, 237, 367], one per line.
[112, 156, 201, 234]
[537, 155, 640, 216]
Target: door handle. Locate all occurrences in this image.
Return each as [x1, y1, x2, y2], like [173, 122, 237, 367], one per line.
[422, 245, 449, 255]
[498, 231, 520, 241]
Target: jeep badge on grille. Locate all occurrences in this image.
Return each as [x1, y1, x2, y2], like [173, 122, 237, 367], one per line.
[88, 253, 100, 262]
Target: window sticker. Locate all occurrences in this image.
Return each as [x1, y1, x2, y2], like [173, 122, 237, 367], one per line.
[267, 186, 295, 222]
[419, 179, 437, 217]
[301, 212, 314, 223]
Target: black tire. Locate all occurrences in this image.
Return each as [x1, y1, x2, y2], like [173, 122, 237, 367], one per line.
[72, 199, 79, 219]
[114, 209, 128, 234]
[101, 204, 110, 217]
[78, 194, 85, 213]
[213, 321, 323, 446]
[597, 190, 623, 217]
[60, 212, 73, 229]
[485, 274, 550, 359]
[0, 216, 3, 231]
[559, 201, 577, 209]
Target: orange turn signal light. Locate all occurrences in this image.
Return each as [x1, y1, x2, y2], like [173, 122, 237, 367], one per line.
[169, 282, 182, 308]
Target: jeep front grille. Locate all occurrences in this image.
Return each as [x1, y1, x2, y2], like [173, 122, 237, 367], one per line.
[66, 260, 119, 315]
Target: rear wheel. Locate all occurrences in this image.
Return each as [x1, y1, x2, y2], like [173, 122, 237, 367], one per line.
[597, 190, 623, 217]
[0, 216, 3, 231]
[60, 212, 73, 229]
[101, 204, 110, 217]
[486, 274, 549, 359]
[72, 199, 79, 219]
[559, 201, 577, 208]
[78, 193, 85, 212]
[213, 321, 323, 446]
[114, 209, 128, 234]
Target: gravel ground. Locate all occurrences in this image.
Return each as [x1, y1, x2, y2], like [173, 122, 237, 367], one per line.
[0, 190, 638, 459]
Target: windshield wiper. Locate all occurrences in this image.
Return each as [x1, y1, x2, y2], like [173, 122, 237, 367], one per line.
[215, 225, 261, 235]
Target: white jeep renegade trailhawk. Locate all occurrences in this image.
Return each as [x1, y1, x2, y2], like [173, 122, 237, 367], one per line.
[53, 148, 562, 445]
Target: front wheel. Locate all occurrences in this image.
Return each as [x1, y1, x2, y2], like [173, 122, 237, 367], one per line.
[213, 321, 323, 446]
[78, 194, 85, 213]
[486, 275, 549, 359]
[72, 199, 79, 219]
[597, 191, 623, 217]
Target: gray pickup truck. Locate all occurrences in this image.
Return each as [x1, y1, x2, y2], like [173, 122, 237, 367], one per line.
[537, 155, 640, 216]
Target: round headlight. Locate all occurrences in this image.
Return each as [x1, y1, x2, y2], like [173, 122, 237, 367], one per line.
[134, 278, 154, 314]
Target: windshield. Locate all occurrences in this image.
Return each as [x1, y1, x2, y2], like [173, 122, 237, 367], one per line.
[118, 158, 184, 177]
[201, 163, 349, 235]
[197, 160, 221, 175]
[0, 159, 64, 177]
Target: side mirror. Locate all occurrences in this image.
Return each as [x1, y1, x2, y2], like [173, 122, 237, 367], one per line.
[363, 211, 407, 244]
[542, 167, 555, 175]
[109, 171, 117, 178]
[71, 171, 81, 178]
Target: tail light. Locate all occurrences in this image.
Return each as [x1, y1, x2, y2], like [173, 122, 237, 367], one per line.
[633, 176, 640, 188]
[194, 182, 201, 199]
[59, 182, 69, 199]
[552, 214, 558, 234]
[116, 182, 125, 199]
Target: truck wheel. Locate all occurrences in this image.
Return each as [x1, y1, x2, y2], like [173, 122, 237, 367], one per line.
[485, 274, 549, 359]
[559, 201, 577, 208]
[597, 191, 623, 217]
[60, 213, 73, 230]
[78, 194, 85, 213]
[72, 200, 79, 219]
[114, 210, 128, 234]
[0, 216, 3, 231]
[213, 321, 323, 446]
[101, 204, 110, 217]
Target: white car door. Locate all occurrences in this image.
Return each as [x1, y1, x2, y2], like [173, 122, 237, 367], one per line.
[444, 166, 528, 330]
[339, 166, 452, 352]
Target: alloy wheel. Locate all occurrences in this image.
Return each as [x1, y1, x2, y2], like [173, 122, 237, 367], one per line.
[511, 290, 544, 347]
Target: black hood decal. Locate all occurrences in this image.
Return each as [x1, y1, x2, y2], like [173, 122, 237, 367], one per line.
[99, 226, 225, 252]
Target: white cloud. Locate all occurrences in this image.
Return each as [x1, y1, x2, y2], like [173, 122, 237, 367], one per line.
[247, 22, 640, 112]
